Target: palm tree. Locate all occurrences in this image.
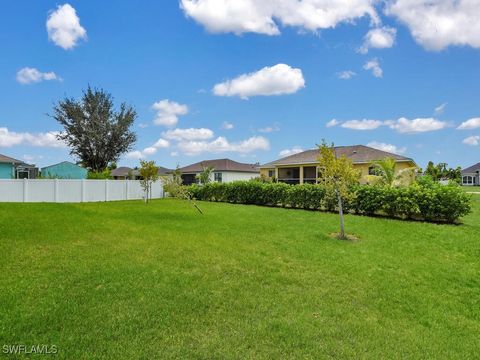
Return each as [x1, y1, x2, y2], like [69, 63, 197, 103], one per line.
[367, 157, 417, 187]
[196, 164, 214, 185]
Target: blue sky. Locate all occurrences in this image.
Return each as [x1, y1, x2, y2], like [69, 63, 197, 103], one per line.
[1, 0, 479, 169]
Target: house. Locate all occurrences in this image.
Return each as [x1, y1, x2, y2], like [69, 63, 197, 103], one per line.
[461, 163, 480, 186]
[260, 145, 417, 184]
[176, 158, 259, 185]
[110, 166, 172, 180]
[41, 161, 88, 179]
[0, 153, 38, 179]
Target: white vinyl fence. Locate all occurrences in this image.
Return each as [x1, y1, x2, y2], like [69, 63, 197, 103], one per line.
[0, 179, 163, 203]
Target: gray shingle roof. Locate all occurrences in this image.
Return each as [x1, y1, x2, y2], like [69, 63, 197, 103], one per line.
[0, 153, 25, 164]
[462, 163, 480, 173]
[261, 145, 414, 168]
[177, 159, 259, 173]
[111, 166, 172, 177]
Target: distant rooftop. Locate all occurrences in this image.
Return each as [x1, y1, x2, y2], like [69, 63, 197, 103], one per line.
[177, 158, 259, 173]
[462, 162, 480, 173]
[261, 145, 414, 168]
[111, 166, 172, 177]
[0, 153, 27, 164]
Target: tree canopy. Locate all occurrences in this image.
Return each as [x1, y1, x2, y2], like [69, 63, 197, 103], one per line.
[52, 86, 137, 172]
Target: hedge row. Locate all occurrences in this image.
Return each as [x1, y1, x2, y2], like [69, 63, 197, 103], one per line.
[187, 181, 471, 223]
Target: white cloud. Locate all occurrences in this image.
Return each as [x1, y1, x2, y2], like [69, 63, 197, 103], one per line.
[153, 138, 170, 148]
[279, 146, 303, 157]
[434, 102, 447, 115]
[213, 64, 305, 99]
[180, 0, 379, 35]
[367, 141, 406, 154]
[46, 4, 87, 50]
[326, 119, 339, 127]
[125, 151, 144, 160]
[341, 119, 384, 130]
[125, 137, 170, 160]
[16, 67, 60, 85]
[462, 135, 480, 146]
[363, 58, 383, 78]
[151, 100, 188, 127]
[337, 70, 356, 80]
[359, 26, 396, 53]
[162, 128, 214, 141]
[258, 124, 280, 133]
[0, 127, 65, 148]
[142, 147, 157, 156]
[334, 117, 448, 133]
[386, 0, 480, 51]
[221, 121, 234, 130]
[177, 136, 270, 156]
[387, 117, 447, 133]
[457, 118, 480, 130]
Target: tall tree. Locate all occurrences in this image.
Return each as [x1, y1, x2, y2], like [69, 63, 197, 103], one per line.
[52, 86, 137, 172]
[317, 141, 360, 240]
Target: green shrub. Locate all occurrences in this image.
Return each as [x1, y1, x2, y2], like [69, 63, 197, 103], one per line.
[187, 181, 471, 223]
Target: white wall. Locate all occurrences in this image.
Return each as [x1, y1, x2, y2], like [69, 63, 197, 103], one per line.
[0, 179, 163, 203]
[211, 171, 258, 183]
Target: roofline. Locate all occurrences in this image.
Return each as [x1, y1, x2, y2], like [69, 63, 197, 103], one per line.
[175, 169, 259, 174]
[41, 161, 84, 170]
[259, 159, 416, 168]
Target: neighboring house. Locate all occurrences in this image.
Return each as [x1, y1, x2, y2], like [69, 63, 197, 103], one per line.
[461, 163, 480, 186]
[176, 159, 259, 185]
[111, 166, 172, 180]
[260, 145, 417, 184]
[0, 153, 38, 179]
[41, 161, 88, 179]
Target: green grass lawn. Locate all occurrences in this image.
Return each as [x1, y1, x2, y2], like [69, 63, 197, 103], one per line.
[1, 198, 480, 359]
[463, 185, 480, 192]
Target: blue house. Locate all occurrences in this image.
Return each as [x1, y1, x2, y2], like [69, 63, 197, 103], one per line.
[41, 161, 87, 179]
[0, 153, 38, 179]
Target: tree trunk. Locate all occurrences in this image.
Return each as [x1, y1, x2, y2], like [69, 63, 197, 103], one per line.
[337, 191, 345, 239]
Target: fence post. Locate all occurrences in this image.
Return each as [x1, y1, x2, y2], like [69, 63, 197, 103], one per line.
[125, 180, 129, 200]
[23, 178, 28, 202]
[81, 179, 86, 202]
[54, 178, 59, 202]
[105, 180, 108, 202]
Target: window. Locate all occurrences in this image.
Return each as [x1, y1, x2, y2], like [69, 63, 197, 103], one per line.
[368, 166, 377, 175]
[268, 170, 275, 178]
[214, 172, 222, 183]
[463, 176, 473, 185]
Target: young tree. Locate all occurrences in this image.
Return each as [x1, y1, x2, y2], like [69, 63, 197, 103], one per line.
[367, 157, 417, 187]
[52, 86, 137, 172]
[196, 164, 214, 185]
[162, 165, 183, 197]
[317, 141, 360, 240]
[139, 160, 159, 203]
[162, 166, 203, 214]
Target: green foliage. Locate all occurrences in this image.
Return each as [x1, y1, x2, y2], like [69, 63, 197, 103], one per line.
[139, 160, 159, 202]
[367, 157, 417, 187]
[52, 86, 137, 172]
[162, 165, 184, 197]
[188, 181, 471, 223]
[424, 161, 462, 183]
[317, 141, 361, 238]
[87, 169, 112, 179]
[196, 164, 214, 185]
